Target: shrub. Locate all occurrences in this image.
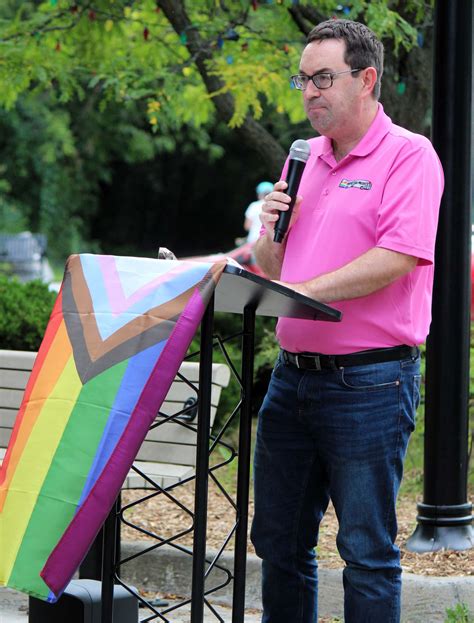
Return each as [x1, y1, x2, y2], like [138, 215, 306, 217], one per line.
[0, 275, 56, 351]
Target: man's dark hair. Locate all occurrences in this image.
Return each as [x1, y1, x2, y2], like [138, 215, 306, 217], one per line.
[307, 19, 384, 100]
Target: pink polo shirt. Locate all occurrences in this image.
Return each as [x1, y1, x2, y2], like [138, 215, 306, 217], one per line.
[276, 104, 444, 354]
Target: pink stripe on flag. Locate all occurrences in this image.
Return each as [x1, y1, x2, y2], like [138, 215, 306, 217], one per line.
[97, 255, 203, 316]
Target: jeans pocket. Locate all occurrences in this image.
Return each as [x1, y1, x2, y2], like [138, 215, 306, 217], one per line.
[338, 361, 401, 392]
[413, 374, 422, 411]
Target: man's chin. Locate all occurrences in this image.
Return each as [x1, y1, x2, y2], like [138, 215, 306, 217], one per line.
[309, 118, 332, 135]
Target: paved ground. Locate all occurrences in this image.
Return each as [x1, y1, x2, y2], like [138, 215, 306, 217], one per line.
[0, 587, 263, 622]
[0, 588, 28, 623]
[2, 547, 474, 623]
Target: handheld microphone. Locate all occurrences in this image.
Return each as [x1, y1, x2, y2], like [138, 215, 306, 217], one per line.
[273, 139, 311, 243]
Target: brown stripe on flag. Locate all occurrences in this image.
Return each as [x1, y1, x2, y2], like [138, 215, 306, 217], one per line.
[66, 255, 199, 363]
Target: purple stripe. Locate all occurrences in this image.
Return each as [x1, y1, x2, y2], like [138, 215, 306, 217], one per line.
[77, 341, 166, 507]
[40, 287, 208, 597]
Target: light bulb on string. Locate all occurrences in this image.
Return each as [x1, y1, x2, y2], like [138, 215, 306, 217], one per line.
[397, 81, 406, 95]
[225, 28, 239, 41]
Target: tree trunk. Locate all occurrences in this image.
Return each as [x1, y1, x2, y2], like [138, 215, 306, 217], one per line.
[157, 0, 287, 179]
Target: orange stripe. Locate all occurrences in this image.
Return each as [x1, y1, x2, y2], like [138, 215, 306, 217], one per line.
[26, 290, 65, 400]
[0, 317, 73, 511]
[0, 292, 64, 490]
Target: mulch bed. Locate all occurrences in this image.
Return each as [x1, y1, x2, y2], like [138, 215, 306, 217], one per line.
[121, 481, 474, 577]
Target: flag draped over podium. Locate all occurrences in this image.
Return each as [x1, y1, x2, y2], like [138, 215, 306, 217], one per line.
[0, 253, 227, 601]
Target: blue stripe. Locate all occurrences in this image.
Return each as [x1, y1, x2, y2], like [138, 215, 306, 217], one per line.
[76, 341, 165, 507]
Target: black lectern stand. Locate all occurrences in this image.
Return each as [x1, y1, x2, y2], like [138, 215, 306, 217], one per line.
[101, 265, 341, 623]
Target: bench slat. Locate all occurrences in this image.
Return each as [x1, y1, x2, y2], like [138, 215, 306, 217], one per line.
[0, 369, 32, 389]
[0, 350, 230, 489]
[0, 384, 223, 412]
[0, 408, 17, 427]
[0, 350, 36, 370]
[0, 355, 230, 387]
[0, 405, 219, 445]
[123, 461, 194, 489]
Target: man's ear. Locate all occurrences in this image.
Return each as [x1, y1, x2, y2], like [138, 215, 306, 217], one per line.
[361, 66, 378, 97]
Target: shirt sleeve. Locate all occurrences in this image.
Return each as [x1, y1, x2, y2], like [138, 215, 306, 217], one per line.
[376, 142, 444, 265]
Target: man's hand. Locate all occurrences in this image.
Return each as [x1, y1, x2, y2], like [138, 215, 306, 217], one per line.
[272, 280, 312, 298]
[260, 180, 302, 238]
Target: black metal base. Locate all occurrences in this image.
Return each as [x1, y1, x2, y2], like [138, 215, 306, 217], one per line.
[29, 579, 138, 623]
[406, 502, 474, 552]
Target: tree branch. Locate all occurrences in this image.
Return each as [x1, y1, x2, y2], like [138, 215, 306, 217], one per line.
[288, 5, 327, 37]
[157, 0, 286, 179]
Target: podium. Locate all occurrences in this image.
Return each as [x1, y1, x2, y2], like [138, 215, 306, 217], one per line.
[100, 264, 341, 622]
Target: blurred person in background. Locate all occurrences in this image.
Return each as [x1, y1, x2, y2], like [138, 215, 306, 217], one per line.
[243, 181, 274, 244]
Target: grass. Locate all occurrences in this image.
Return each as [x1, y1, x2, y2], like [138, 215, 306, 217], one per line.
[445, 603, 474, 623]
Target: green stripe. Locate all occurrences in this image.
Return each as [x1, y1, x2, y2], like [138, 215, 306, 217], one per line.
[8, 359, 127, 599]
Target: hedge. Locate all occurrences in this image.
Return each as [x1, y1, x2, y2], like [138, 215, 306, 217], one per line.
[0, 275, 56, 351]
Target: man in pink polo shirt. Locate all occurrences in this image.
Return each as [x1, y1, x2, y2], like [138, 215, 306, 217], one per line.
[250, 19, 443, 623]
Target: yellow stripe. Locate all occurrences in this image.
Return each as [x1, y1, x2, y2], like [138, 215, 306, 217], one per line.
[0, 355, 82, 583]
[0, 321, 72, 510]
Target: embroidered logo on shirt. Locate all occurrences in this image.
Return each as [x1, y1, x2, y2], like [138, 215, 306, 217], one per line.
[339, 178, 372, 190]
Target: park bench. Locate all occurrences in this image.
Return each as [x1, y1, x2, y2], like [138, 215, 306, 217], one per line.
[0, 349, 231, 490]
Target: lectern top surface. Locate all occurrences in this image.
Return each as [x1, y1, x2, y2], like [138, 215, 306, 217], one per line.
[214, 265, 342, 322]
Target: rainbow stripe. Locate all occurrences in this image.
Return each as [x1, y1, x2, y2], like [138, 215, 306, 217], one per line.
[0, 254, 226, 601]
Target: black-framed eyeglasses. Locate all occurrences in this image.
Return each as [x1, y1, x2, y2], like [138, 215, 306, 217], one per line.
[290, 68, 363, 91]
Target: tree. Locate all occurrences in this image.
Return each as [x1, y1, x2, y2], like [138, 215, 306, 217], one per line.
[0, 1, 435, 260]
[0, 0, 432, 181]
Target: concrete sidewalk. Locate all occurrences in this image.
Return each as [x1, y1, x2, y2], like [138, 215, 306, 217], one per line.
[1, 543, 473, 622]
[121, 542, 474, 623]
[0, 587, 262, 622]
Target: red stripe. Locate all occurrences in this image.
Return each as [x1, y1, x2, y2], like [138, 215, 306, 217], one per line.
[0, 291, 63, 494]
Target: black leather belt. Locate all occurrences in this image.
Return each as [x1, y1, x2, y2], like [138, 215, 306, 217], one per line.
[281, 345, 419, 371]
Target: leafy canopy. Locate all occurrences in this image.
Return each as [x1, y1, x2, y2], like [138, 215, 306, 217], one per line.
[0, 0, 427, 129]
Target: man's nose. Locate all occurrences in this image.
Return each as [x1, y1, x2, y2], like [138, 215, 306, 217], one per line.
[304, 80, 321, 98]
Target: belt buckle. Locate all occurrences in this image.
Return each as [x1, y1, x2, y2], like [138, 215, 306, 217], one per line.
[295, 354, 322, 371]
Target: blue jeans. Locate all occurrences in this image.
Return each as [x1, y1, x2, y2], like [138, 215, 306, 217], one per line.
[250, 350, 421, 623]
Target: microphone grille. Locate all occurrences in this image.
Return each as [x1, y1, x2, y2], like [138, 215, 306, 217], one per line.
[289, 139, 311, 162]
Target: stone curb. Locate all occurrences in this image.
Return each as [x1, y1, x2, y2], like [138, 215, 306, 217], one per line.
[122, 541, 474, 623]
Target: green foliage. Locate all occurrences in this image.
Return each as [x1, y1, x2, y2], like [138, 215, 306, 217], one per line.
[0, 0, 427, 126]
[0, 0, 434, 261]
[445, 603, 474, 623]
[0, 89, 223, 261]
[0, 0, 435, 269]
[0, 275, 56, 350]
